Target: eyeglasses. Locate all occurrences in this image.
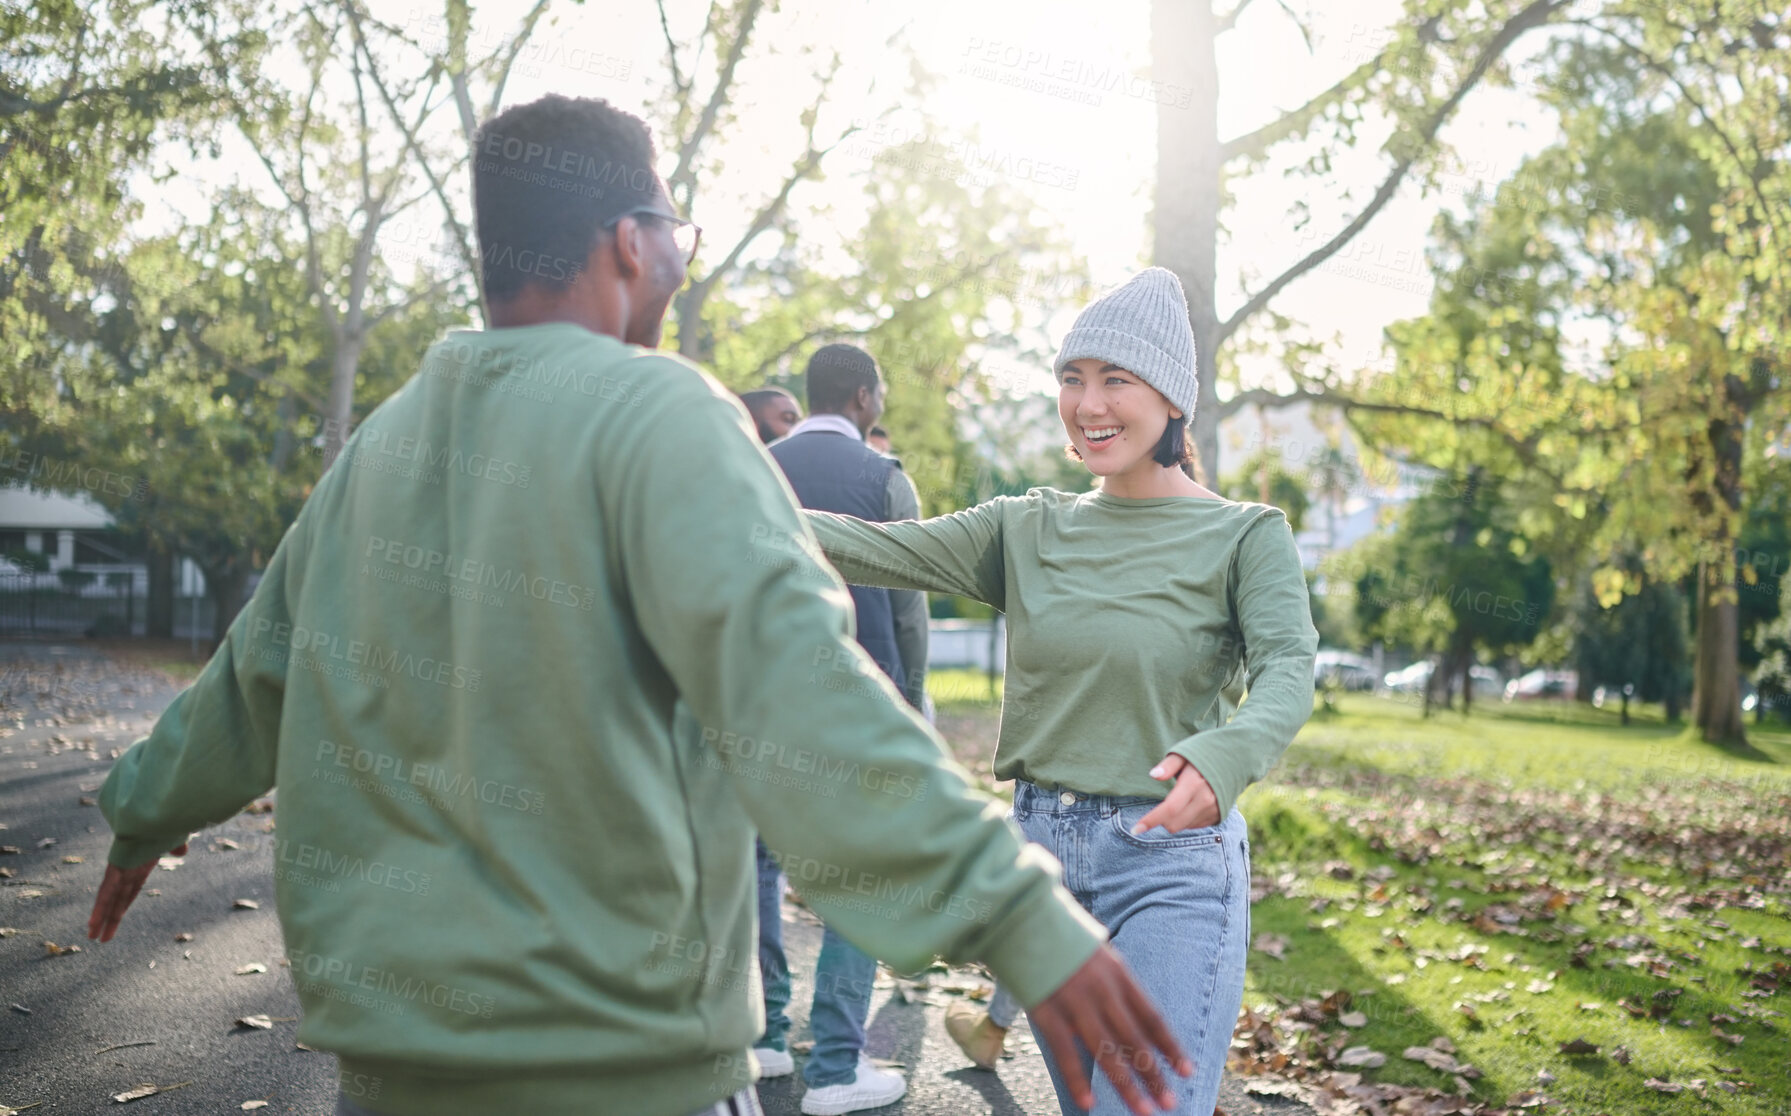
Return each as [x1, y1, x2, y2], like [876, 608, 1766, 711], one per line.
[603, 205, 701, 267]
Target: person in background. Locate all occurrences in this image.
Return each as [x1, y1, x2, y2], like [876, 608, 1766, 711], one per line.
[745, 344, 927, 1115]
[87, 95, 1193, 1116]
[865, 425, 892, 455]
[741, 386, 802, 444]
[798, 268, 1319, 1115]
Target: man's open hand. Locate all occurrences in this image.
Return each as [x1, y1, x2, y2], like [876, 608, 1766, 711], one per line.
[1026, 944, 1193, 1113]
[88, 840, 189, 943]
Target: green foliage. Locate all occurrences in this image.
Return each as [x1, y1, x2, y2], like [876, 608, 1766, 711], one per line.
[1338, 470, 1552, 666]
[1572, 563, 1690, 717]
[1223, 449, 1311, 532]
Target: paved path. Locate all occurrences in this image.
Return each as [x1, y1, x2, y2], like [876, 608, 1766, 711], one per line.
[0, 642, 1313, 1115]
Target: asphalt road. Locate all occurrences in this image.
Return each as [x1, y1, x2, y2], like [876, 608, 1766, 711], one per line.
[0, 641, 1312, 1116]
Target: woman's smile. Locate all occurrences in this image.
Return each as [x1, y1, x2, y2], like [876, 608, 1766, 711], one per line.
[1081, 425, 1124, 450]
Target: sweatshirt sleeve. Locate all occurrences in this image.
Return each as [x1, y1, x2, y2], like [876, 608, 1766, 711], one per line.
[803, 501, 1007, 609]
[1166, 509, 1318, 820]
[607, 360, 1104, 1008]
[883, 467, 929, 707]
[99, 514, 309, 869]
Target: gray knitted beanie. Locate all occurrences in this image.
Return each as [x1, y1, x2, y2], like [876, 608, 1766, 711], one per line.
[1052, 267, 1197, 424]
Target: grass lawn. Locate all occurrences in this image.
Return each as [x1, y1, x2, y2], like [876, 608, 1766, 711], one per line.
[926, 672, 1791, 1115]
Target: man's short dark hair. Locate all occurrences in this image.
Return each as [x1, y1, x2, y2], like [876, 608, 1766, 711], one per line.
[806, 344, 879, 413]
[472, 95, 660, 302]
[740, 387, 796, 414]
[868, 425, 889, 439]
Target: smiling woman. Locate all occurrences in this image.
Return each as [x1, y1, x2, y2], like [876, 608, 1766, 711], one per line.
[1055, 269, 1209, 495]
[800, 267, 1319, 1116]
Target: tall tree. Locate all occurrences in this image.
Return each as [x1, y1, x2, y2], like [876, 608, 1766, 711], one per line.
[1151, 0, 1576, 484]
[1339, 14, 1789, 744]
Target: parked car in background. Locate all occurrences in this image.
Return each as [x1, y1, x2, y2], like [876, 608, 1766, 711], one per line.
[1504, 668, 1578, 702]
[1315, 650, 1377, 691]
[1383, 660, 1433, 693]
[1383, 660, 1502, 698]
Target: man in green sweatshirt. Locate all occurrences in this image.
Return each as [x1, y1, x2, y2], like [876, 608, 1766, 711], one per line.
[86, 94, 1191, 1116]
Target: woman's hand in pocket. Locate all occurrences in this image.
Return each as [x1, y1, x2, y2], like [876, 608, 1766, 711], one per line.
[1132, 755, 1219, 835]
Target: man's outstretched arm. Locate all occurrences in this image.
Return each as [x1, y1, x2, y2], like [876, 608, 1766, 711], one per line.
[609, 360, 1192, 1112]
[89, 512, 310, 938]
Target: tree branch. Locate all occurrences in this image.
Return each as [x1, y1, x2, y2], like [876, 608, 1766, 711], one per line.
[1218, 50, 1385, 164]
[656, 0, 688, 99]
[667, 0, 766, 210]
[343, 2, 484, 320]
[1215, 0, 1258, 35]
[484, 0, 553, 117]
[1217, 0, 1565, 346]
[683, 73, 858, 306]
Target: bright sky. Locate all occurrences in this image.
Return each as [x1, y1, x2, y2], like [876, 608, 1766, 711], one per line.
[146, 0, 1566, 409]
[478, 0, 1560, 390]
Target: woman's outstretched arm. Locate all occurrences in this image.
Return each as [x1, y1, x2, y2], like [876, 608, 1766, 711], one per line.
[803, 499, 1008, 609]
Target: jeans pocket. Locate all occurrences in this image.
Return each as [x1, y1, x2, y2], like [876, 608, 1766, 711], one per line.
[1109, 802, 1227, 849]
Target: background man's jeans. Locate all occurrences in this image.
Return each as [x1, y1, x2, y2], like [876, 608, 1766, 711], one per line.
[756, 838, 878, 1088]
[336, 1085, 763, 1115]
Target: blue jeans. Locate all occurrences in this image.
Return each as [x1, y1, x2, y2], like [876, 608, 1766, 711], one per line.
[989, 781, 1250, 1116]
[336, 1086, 763, 1116]
[755, 839, 878, 1089]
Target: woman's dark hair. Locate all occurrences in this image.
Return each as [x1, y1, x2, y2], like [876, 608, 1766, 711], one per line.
[472, 95, 660, 302]
[1065, 417, 1194, 469]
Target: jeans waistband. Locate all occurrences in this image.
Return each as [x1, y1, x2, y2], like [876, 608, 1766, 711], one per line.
[1012, 778, 1161, 815]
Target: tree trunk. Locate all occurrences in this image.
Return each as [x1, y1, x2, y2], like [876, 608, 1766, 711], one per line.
[1151, 0, 1221, 485]
[1691, 559, 1747, 744]
[145, 545, 174, 639]
[202, 555, 252, 651]
[322, 335, 364, 468]
[1688, 375, 1749, 745]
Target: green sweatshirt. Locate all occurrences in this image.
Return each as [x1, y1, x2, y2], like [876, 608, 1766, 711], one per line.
[98, 323, 1105, 1116]
[804, 489, 1319, 818]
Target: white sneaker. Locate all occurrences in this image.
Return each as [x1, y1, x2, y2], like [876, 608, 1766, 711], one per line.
[752, 1046, 795, 1078]
[799, 1055, 907, 1115]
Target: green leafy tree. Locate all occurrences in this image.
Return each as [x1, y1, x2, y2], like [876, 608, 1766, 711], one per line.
[1341, 468, 1553, 715]
[1573, 560, 1690, 723]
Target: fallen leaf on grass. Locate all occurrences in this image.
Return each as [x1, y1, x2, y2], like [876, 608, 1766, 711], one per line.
[1338, 1010, 1368, 1028]
[1557, 1038, 1599, 1055]
[173, 933, 193, 943]
[1506, 1091, 1552, 1108]
[1711, 1027, 1743, 1046]
[41, 941, 80, 957]
[1611, 1046, 1632, 1065]
[155, 857, 182, 871]
[0, 847, 20, 856]
[0, 1103, 46, 1114]
[79, 796, 97, 807]
[34, 839, 54, 849]
[213, 838, 242, 851]
[240, 1103, 270, 1112]
[60, 856, 82, 865]
[0, 929, 18, 938]
[1336, 1046, 1386, 1068]
[1403, 1046, 1463, 1073]
[235, 1015, 274, 1030]
[1251, 933, 1289, 961]
[234, 963, 267, 976]
[232, 898, 259, 910]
